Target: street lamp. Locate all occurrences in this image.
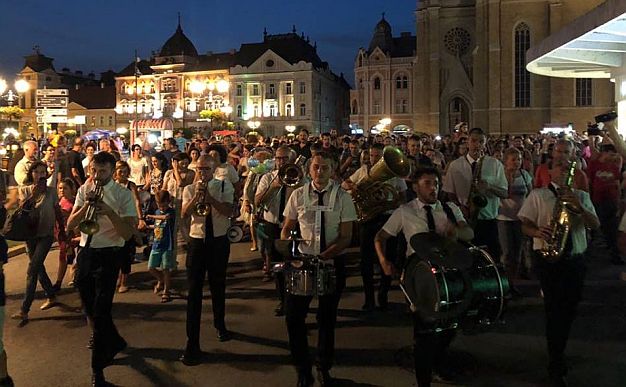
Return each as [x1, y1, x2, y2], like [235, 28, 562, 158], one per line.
[0, 77, 29, 107]
[247, 120, 260, 136]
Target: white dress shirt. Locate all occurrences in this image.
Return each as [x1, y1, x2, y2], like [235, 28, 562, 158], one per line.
[349, 165, 407, 192]
[75, 179, 137, 248]
[517, 184, 596, 255]
[214, 163, 239, 184]
[183, 178, 234, 239]
[14, 156, 33, 187]
[283, 181, 357, 256]
[443, 155, 508, 220]
[382, 199, 466, 257]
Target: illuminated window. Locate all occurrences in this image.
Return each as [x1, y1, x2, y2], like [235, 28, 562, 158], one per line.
[253, 104, 259, 117]
[236, 84, 242, 96]
[269, 105, 276, 117]
[286, 82, 292, 94]
[252, 84, 259, 96]
[515, 23, 531, 107]
[286, 103, 292, 116]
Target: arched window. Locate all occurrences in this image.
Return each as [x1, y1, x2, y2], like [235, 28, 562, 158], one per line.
[352, 100, 358, 115]
[515, 23, 531, 107]
[236, 105, 242, 117]
[236, 84, 242, 96]
[300, 104, 306, 116]
[286, 103, 292, 116]
[373, 77, 381, 90]
[253, 104, 259, 117]
[269, 105, 276, 117]
[396, 76, 402, 89]
[402, 76, 408, 89]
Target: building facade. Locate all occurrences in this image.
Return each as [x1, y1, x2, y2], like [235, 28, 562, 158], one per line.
[350, 16, 416, 134]
[413, 0, 614, 135]
[115, 23, 350, 140]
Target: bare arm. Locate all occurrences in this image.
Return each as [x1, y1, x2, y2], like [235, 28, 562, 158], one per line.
[374, 229, 395, 276]
[280, 218, 298, 240]
[320, 221, 353, 259]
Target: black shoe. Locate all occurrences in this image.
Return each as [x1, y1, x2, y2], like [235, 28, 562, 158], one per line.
[377, 293, 388, 310]
[274, 302, 284, 317]
[316, 369, 334, 387]
[91, 371, 107, 387]
[0, 376, 14, 387]
[52, 283, 61, 293]
[103, 337, 127, 366]
[179, 349, 202, 366]
[296, 372, 314, 387]
[217, 329, 232, 342]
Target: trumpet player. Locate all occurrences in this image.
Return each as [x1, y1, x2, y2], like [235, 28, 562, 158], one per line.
[255, 146, 304, 316]
[342, 143, 407, 311]
[180, 155, 235, 366]
[518, 159, 599, 387]
[66, 152, 137, 387]
[442, 127, 508, 259]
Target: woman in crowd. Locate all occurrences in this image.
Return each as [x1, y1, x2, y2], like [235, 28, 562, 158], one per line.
[187, 147, 201, 172]
[128, 144, 150, 187]
[82, 142, 96, 179]
[11, 161, 65, 326]
[53, 178, 77, 291]
[41, 144, 57, 188]
[143, 152, 168, 214]
[162, 152, 195, 253]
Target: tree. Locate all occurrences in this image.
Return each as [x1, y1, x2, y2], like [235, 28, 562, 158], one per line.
[199, 109, 227, 130]
[0, 106, 24, 121]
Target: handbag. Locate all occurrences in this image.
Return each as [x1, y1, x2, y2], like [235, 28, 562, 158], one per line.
[2, 203, 39, 241]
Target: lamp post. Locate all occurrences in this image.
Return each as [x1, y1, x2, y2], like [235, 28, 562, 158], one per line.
[247, 120, 260, 137]
[0, 78, 30, 136]
[379, 117, 391, 133]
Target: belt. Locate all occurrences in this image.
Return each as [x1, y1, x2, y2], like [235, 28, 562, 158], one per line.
[85, 246, 121, 252]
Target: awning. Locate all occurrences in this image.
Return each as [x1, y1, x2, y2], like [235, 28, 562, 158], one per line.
[527, 0, 626, 78]
[130, 118, 174, 132]
[213, 130, 238, 136]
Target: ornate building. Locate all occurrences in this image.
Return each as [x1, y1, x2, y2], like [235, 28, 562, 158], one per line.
[414, 0, 614, 135]
[115, 22, 350, 140]
[349, 16, 416, 133]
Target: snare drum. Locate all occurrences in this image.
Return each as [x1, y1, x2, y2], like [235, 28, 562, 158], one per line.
[401, 246, 509, 332]
[284, 256, 337, 296]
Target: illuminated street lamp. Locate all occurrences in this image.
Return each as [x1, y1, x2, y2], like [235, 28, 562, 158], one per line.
[247, 120, 261, 136]
[0, 77, 29, 107]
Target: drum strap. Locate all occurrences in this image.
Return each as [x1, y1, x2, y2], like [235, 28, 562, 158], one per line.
[441, 202, 458, 226]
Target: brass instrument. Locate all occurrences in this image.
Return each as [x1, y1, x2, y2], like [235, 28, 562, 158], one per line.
[258, 155, 306, 213]
[539, 161, 580, 262]
[195, 179, 210, 216]
[352, 146, 411, 222]
[467, 154, 487, 225]
[79, 181, 104, 235]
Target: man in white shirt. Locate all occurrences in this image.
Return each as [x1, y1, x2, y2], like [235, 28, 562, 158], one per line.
[255, 146, 300, 315]
[443, 127, 508, 259]
[342, 143, 407, 311]
[14, 140, 38, 186]
[281, 151, 357, 387]
[179, 155, 235, 366]
[66, 152, 137, 387]
[375, 167, 473, 387]
[518, 159, 599, 387]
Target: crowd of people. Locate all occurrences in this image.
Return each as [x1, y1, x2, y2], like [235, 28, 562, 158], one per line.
[0, 119, 624, 387]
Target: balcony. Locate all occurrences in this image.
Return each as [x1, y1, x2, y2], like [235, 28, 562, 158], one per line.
[265, 92, 277, 100]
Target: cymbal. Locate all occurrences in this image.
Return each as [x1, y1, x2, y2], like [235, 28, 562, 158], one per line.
[409, 232, 473, 269]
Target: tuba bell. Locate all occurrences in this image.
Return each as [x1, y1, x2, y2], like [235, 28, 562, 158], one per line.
[352, 146, 411, 221]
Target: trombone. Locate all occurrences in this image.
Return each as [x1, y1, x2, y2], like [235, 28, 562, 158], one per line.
[258, 155, 307, 212]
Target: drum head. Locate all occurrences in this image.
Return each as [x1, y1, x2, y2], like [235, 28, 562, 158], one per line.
[407, 260, 440, 314]
[227, 225, 243, 243]
[409, 232, 473, 270]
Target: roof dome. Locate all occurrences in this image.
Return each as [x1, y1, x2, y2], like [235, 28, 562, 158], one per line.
[159, 22, 198, 57]
[368, 14, 393, 53]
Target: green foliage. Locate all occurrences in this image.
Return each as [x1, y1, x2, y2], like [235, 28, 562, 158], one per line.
[0, 106, 24, 120]
[199, 109, 227, 129]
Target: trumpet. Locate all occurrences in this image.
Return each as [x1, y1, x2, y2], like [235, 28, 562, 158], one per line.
[195, 179, 210, 216]
[79, 181, 104, 235]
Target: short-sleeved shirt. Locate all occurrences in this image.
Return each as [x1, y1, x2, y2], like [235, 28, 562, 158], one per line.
[128, 157, 149, 186]
[382, 199, 465, 257]
[283, 181, 357, 256]
[75, 179, 137, 248]
[67, 149, 86, 183]
[517, 184, 596, 255]
[348, 164, 407, 213]
[214, 163, 240, 185]
[442, 155, 508, 220]
[497, 170, 533, 221]
[587, 158, 621, 204]
[183, 179, 234, 238]
[14, 157, 33, 186]
[255, 170, 301, 225]
[152, 207, 175, 251]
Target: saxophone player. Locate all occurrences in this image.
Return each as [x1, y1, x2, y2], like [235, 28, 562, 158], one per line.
[518, 159, 599, 387]
[66, 152, 137, 387]
[442, 127, 508, 259]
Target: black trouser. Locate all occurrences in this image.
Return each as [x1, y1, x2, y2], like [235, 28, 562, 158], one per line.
[533, 251, 586, 377]
[413, 316, 456, 387]
[360, 215, 393, 305]
[285, 258, 346, 374]
[119, 239, 135, 275]
[76, 247, 124, 371]
[473, 219, 501, 260]
[594, 201, 620, 260]
[185, 236, 230, 350]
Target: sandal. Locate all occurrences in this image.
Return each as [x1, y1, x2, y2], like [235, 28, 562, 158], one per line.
[154, 283, 163, 294]
[160, 292, 171, 303]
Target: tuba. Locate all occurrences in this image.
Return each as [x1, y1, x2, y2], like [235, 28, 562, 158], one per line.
[79, 180, 104, 235]
[539, 161, 580, 262]
[352, 146, 411, 222]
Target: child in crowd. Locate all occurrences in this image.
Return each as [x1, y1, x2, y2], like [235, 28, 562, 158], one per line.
[53, 178, 77, 290]
[146, 190, 176, 302]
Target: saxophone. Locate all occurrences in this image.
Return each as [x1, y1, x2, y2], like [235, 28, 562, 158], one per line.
[539, 160, 580, 262]
[467, 153, 487, 225]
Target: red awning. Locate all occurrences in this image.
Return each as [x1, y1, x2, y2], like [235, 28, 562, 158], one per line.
[213, 130, 238, 136]
[130, 118, 174, 132]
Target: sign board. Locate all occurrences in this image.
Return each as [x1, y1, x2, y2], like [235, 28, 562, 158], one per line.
[36, 96, 68, 108]
[36, 116, 68, 124]
[36, 89, 69, 96]
[36, 108, 68, 116]
[73, 115, 86, 125]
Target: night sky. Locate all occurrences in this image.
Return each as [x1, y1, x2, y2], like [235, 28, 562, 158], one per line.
[0, 0, 416, 87]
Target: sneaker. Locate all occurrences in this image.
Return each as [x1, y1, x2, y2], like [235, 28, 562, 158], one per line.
[118, 285, 129, 293]
[10, 312, 28, 327]
[40, 298, 57, 311]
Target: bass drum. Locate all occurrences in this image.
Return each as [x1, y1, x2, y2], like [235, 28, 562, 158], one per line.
[401, 246, 509, 332]
[227, 225, 244, 243]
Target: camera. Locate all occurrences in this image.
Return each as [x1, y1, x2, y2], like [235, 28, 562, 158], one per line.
[595, 111, 617, 124]
[587, 123, 602, 136]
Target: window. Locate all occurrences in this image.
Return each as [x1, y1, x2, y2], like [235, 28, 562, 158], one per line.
[269, 105, 276, 117]
[108, 116, 113, 126]
[373, 100, 381, 114]
[252, 84, 259, 96]
[352, 100, 358, 115]
[253, 104, 259, 117]
[373, 77, 381, 90]
[514, 23, 531, 107]
[286, 103, 292, 116]
[395, 100, 402, 113]
[299, 82, 306, 94]
[402, 99, 408, 113]
[300, 103, 306, 116]
[236, 105, 242, 117]
[396, 77, 402, 89]
[286, 82, 292, 94]
[576, 78, 592, 106]
[269, 83, 275, 95]
[99, 116, 104, 126]
[402, 76, 408, 89]
[236, 84, 242, 96]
